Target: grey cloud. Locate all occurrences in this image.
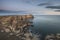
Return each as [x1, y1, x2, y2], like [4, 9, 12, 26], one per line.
[38, 3, 51, 6]
[55, 10, 60, 12]
[0, 10, 26, 13]
[46, 6, 60, 9]
[45, 5, 60, 12]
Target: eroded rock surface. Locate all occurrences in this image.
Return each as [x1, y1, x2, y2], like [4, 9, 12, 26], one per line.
[0, 14, 35, 40]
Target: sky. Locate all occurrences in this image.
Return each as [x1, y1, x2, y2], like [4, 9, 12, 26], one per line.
[0, 0, 60, 15]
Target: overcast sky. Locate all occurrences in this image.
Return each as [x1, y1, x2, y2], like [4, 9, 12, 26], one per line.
[0, 0, 60, 15]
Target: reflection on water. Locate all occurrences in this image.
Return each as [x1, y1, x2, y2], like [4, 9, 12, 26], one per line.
[31, 15, 60, 40]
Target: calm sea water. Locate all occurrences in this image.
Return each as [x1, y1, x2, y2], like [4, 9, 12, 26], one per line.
[31, 15, 60, 40]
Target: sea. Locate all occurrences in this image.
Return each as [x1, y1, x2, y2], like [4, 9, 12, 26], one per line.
[31, 15, 60, 40]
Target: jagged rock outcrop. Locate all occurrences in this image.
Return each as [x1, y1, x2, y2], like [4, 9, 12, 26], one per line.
[0, 14, 34, 40]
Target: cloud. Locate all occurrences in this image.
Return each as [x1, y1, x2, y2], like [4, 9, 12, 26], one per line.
[37, 1, 60, 14]
[0, 10, 29, 16]
[0, 0, 60, 15]
[45, 5, 60, 12]
[55, 10, 60, 12]
[42, 10, 60, 15]
[38, 2, 51, 6]
[46, 6, 60, 9]
[0, 10, 26, 13]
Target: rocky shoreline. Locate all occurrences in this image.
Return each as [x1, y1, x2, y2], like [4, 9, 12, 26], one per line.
[0, 14, 35, 40]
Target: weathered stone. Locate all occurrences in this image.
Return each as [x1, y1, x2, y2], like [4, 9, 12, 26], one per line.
[0, 14, 34, 40]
